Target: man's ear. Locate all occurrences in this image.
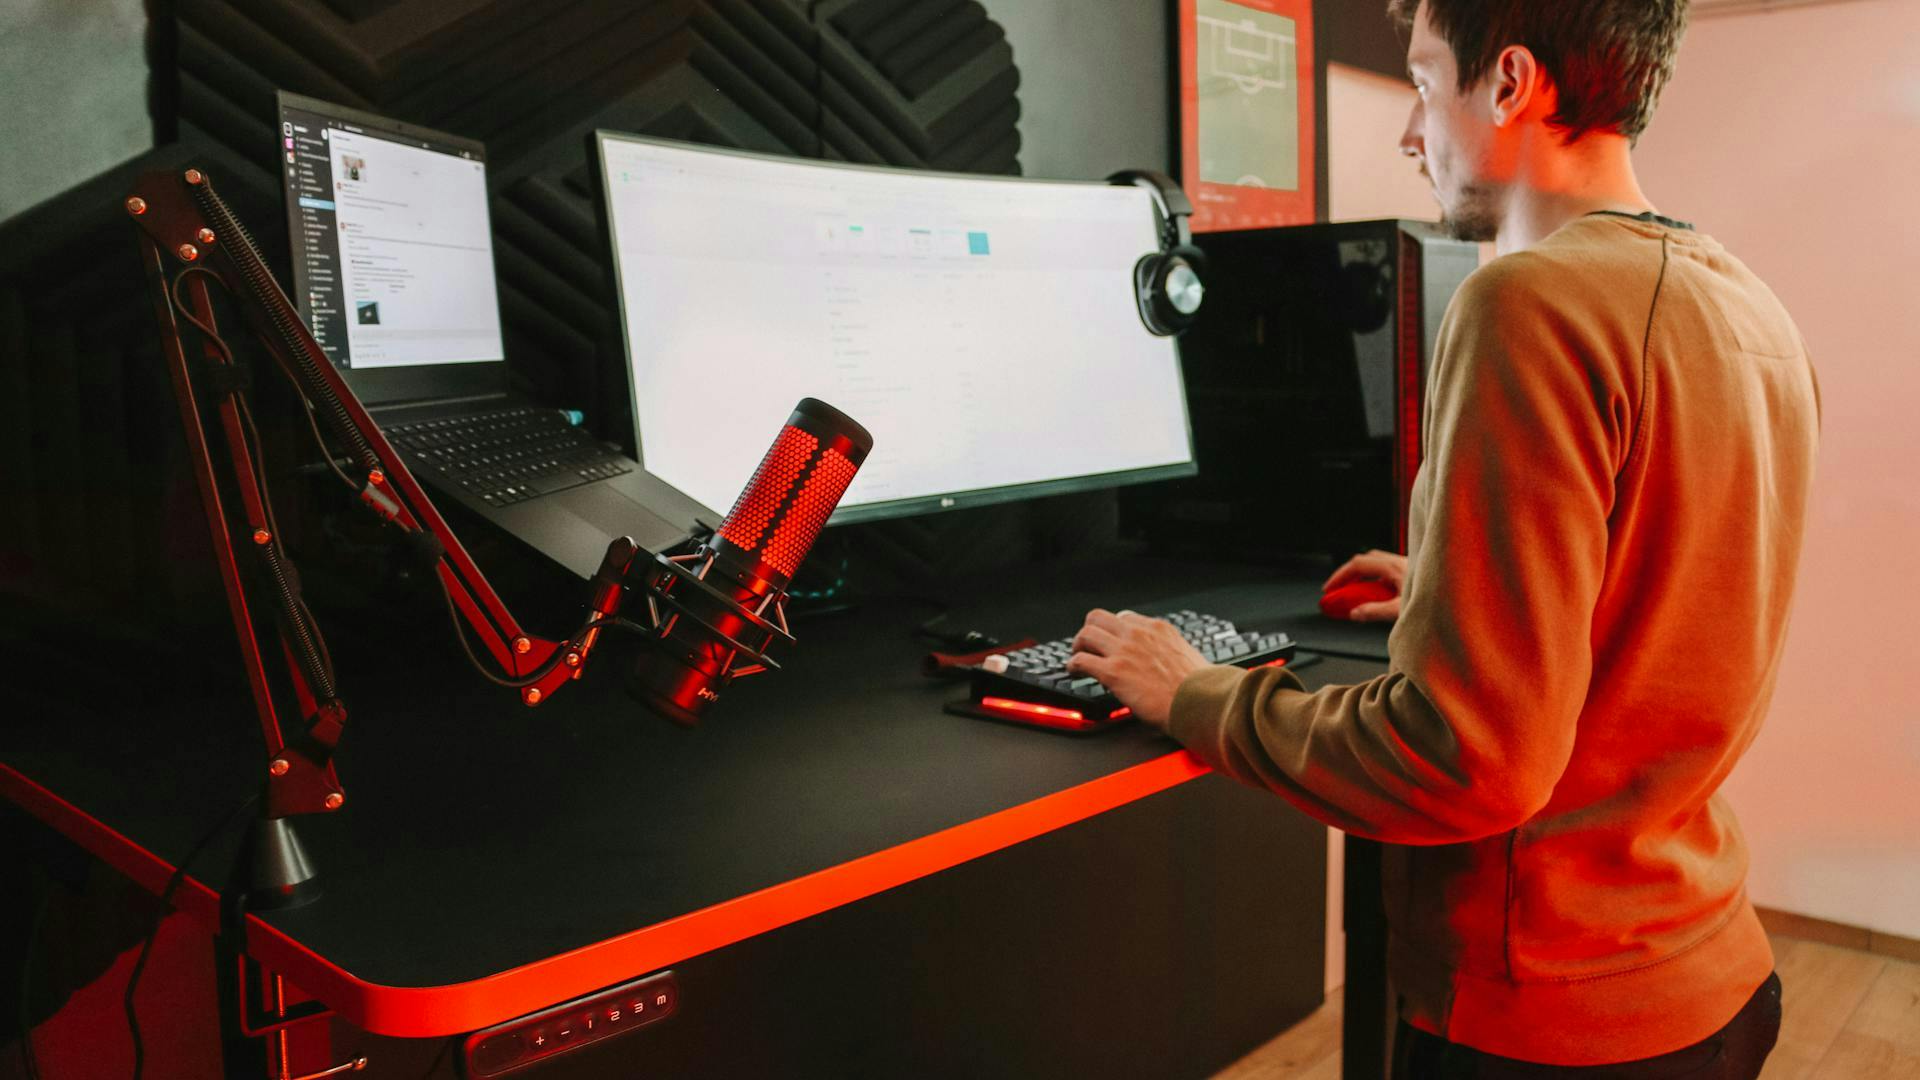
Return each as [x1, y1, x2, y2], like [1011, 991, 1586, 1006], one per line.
[1488, 44, 1545, 128]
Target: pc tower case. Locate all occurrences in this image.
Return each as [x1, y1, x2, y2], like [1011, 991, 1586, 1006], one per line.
[1123, 219, 1480, 564]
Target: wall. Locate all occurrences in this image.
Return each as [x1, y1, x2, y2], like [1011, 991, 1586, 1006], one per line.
[1327, 63, 1431, 224]
[1633, 0, 1920, 940]
[983, 0, 1172, 179]
[1313, 0, 1417, 219]
[0, 0, 150, 224]
[987, 0, 1413, 194]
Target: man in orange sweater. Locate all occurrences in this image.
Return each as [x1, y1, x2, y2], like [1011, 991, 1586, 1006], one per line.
[1068, 1, 1819, 1075]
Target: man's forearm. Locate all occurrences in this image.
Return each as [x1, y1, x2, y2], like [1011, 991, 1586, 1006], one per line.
[1168, 663, 1556, 845]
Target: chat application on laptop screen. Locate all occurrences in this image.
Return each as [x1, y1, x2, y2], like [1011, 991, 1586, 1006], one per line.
[279, 94, 505, 372]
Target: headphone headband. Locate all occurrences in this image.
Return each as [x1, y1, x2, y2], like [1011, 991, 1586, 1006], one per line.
[1108, 169, 1193, 251]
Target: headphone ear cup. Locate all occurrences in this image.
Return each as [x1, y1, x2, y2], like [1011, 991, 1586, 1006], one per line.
[1134, 253, 1179, 336]
[1133, 250, 1207, 337]
[1134, 253, 1166, 335]
[1165, 243, 1208, 325]
[1148, 245, 1207, 336]
[1170, 242, 1209, 279]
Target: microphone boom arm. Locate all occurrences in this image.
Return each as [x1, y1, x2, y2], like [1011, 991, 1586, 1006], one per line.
[126, 168, 598, 823]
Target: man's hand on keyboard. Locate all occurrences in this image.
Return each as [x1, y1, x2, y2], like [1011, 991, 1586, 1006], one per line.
[1066, 609, 1210, 731]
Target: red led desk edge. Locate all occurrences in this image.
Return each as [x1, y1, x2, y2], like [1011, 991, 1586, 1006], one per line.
[1, 749, 1212, 1037]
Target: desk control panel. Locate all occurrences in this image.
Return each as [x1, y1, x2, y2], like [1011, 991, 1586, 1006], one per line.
[463, 971, 679, 1076]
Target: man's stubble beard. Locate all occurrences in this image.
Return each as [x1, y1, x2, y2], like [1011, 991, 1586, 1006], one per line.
[1440, 181, 1503, 243]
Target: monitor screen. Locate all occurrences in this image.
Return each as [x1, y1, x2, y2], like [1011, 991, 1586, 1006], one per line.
[595, 133, 1197, 525]
[279, 93, 506, 375]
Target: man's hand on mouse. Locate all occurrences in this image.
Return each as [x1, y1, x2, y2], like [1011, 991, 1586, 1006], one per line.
[1066, 609, 1210, 732]
[1323, 549, 1409, 623]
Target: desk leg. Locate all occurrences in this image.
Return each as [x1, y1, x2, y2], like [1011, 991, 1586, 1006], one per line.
[1341, 835, 1391, 1080]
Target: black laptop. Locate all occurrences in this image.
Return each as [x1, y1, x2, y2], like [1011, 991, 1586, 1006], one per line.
[276, 91, 714, 578]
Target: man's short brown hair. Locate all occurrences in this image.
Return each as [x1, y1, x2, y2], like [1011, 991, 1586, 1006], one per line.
[1389, 0, 1690, 144]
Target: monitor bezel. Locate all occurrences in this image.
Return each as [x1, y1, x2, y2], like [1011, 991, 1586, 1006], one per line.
[590, 130, 1199, 527]
[277, 90, 511, 407]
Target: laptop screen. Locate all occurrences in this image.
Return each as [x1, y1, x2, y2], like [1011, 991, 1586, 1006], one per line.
[278, 92, 506, 399]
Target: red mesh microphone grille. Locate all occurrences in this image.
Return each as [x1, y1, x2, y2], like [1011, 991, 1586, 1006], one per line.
[716, 425, 817, 554]
[761, 447, 859, 580]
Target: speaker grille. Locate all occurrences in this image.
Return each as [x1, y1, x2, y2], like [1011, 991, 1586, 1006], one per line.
[763, 446, 858, 580]
[717, 425, 816, 553]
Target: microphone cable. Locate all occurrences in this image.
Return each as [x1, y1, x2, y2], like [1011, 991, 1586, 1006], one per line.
[165, 267, 340, 704]
[433, 585, 643, 691]
[124, 790, 260, 1080]
[170, 267, 362, 501]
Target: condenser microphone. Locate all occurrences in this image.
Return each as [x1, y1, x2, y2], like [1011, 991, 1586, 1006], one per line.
[625, 398, 873, 725]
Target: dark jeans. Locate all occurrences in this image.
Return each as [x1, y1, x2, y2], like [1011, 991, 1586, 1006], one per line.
[1390, 972, 1782, 1079]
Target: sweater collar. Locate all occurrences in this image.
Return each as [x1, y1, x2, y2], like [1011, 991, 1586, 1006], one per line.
[1585, 209, 1696, 231]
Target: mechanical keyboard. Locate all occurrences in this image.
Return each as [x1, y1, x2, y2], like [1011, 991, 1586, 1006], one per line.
[386, 407, 630, 508]
[950, 610, 1295, 732]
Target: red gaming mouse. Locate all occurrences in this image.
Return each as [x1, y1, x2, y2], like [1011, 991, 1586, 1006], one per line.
[1319, 578, 1398, 621]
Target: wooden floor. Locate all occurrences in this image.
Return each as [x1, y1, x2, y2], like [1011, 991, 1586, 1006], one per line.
[1215, 932, 1920, 1079]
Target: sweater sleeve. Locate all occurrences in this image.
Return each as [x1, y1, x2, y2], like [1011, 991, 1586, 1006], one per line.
[1167, 259, 1632, 844]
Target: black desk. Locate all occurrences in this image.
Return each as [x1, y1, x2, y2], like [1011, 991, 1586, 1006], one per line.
[2, 552, 1391, 1078]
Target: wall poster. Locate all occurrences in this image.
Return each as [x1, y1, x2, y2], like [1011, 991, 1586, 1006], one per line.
[1178, 0, 1317, 232]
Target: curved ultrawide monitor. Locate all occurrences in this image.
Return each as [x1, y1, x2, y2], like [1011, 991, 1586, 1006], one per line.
[595, 133, 1196, 525]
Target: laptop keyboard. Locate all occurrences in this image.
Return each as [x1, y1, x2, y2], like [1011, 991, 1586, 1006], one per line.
[386, 407, 630, 507]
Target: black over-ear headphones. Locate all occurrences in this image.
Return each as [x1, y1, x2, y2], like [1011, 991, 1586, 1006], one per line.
[1109, 169, 1207, 336]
